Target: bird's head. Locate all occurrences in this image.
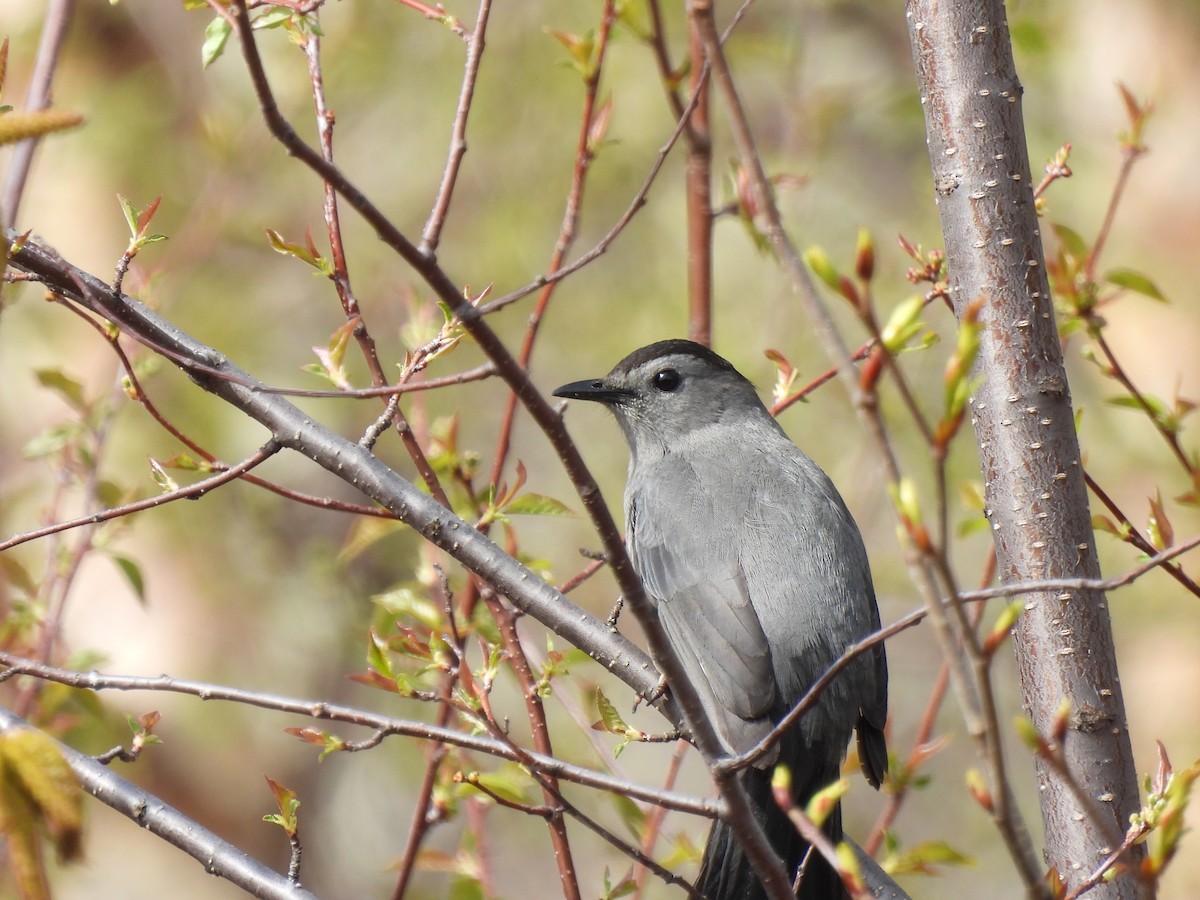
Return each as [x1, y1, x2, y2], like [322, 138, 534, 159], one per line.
[553, 339, 773, 458]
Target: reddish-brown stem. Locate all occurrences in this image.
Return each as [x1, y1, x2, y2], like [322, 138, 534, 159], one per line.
[0, 445, 279, 554]
[769, 339, 876, 416]
[421, 0, 491, 252]
[389, 686, 455, 899]
[557, 556, 608, 595]
[487, 0, 616, 493]
[684, 19, 713, 346]
[303, 25, 452, 511]
[1085, 143, 1146, 284]
[632, 739, 688, 897]
[1089, 328, 1196, 477]
[61, 296, 394, 520]
[1085, 472, 1200, 598]
[392, 0, 467, 39]
[485, 595, 582, 900]
[863, 551, 995, 855]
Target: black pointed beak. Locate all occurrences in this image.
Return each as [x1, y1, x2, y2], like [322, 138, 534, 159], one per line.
[553, 378, 630, 405]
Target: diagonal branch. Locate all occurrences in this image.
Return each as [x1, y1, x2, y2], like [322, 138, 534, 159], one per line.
[0, 703, 318, 900]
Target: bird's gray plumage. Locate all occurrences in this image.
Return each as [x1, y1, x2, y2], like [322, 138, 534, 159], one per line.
[555, 340, 887, 900]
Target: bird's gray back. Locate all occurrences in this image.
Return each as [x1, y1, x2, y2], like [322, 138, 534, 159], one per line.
[627, 422, 882, 757]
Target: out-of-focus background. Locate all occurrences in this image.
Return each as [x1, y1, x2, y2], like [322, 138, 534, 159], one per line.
[1, 1, 1198, 897]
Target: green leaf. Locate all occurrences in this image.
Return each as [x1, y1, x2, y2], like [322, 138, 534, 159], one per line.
[1104, 268, 1167, 302]
[600, 866, 638, 899]
[503, 493, 575, 517]
[118, 194, 139, 238]
[803, 776, 847, 827]
[456, 768, 532, 806]
[148, 458, 179, 492]
[1107, 394, 1168, 419]
[0, 555, 38, 597]
[593, 688, 630, 734]
[372, 587, 442, 629]
[23, 422, 81, 459]
[111, 555, 147, 606]
[264, 228, 325, 270]
[609, 792, 646, 839]
[201, 16, 231, 68]
[34, 369, 87, 412]
[545, 28, 597, 78]
[803, 245, 841, 292]
[95, 479, 127, 507]
[263, 777, 300, 835]
[885, 839, 976, 875]
[366, 630, 395, 681]
[1051, 223, 1088, 260]
[887, 478, 923, 527]
[339, 517, 403, 563]
[1013, 716, 1040, 750]
[252, 7, 294, 30]
[0, 729, 84, 864]
[879, 295, 926, 354]
[448, 876, 485, 900]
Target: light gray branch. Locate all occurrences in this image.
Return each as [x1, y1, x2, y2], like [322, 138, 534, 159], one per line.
[5, 232, 672, 715]
[906, 2, 1145, 895]
[0, 703, 316, 900]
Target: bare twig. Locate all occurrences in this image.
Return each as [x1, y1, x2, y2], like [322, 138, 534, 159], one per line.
[0, 703, 319, 900]
[0, 443, 280, 552]
[421, 0, 492, 252]
[476, 78, 709, 317]
[487, 0, 617, 494]
[0, 0, 76, 228]
[0, 653, 717, 817]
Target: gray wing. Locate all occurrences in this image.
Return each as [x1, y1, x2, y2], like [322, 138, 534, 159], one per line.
[627, 457, 777, 758]
[735, 441, 888, 759]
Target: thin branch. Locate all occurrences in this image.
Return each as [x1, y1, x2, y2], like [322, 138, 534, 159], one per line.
[250, 362, 499, 399]
[728, 531, 1200, 775]
[0, 703, 319, 900]
[389, 679, 456, 899]
[1086, 472, 1200, 598]
[476, 78, 709, 317]
[684, 16, 713, 345]
[5, 233, 677, 718]
[484, 593, 583, 900]
[0, 443, 280, 552]
[421, 0, 492, 252]
[0, 0, 76, 228]
[633, 740, 689, 897]
[0, 654, 717, 818]
[487, 0, 616, 494]
[219, 11, 782, 889]
[1084, 135, 1147, 283]
[302, 23, 454, 511]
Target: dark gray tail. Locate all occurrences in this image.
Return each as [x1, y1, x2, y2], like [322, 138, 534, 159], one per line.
[695, 762, 847, 900]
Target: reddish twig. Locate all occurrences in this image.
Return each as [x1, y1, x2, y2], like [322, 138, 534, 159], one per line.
[0, 444, 279, 553]
[421, 0, 491, 252]
[487, 0, 616, 493]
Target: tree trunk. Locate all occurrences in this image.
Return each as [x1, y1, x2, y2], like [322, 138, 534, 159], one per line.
[905, 2, 1146, 895]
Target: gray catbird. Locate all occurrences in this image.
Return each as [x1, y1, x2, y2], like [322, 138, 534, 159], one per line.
[554, 339, 888, 900]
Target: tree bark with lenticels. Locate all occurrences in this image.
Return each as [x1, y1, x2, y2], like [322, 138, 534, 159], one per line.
[905, 2, 1146, 896]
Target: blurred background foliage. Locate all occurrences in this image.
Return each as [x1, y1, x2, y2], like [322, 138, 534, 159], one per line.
[1, 0, 1199, 897]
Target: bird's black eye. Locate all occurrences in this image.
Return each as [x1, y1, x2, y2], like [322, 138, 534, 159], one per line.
[652, 368, 681, 393]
